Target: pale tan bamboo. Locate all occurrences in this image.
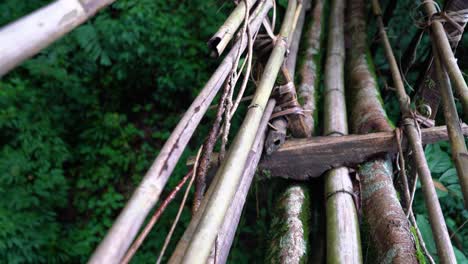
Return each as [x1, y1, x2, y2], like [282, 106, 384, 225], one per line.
[423, 1, 468, 120]
[324, 0, 362, 263]
[178, 1, 298, 262]
[88, 2, 273, 262]
[372, 0, 456, 262]
[0, 0, 116, 76]
[208, 0, 258, 57]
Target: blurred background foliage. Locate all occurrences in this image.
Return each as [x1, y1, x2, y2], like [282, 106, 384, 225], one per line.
[0, 0, 466, 263]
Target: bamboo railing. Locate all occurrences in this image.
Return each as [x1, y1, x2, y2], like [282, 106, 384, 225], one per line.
[0, 0, 117, 76]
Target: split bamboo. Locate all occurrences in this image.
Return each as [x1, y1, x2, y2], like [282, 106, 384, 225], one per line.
[323, 0, 362, 263]
[349, 1, 417, 262]
[372, 0, 456, 262]
[0, 0, 116, 76]
[88, 2, 273, 262]
[177, 1, 298, 262]
[423, 1, 468, 120]
[208, 0, 258, 57]
[432, 43, 468, 209]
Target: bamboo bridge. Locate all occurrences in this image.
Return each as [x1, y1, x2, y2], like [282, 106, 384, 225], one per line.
[1, 0, 468, 263]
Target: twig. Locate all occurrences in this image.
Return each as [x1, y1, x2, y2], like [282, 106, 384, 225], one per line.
[120, 169, 194, 264]
[156, 148, 202, 264]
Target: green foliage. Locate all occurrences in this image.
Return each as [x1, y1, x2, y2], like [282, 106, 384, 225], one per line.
[0, 0, 227, 262]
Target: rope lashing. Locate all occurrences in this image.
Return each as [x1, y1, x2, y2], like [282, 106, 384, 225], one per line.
[413, 1, 468, 44]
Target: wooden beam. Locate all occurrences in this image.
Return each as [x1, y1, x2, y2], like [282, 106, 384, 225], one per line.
[259, 124, 468, 180]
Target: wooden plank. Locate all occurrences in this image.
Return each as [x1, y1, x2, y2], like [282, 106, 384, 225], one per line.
[259, 124, 468, 180]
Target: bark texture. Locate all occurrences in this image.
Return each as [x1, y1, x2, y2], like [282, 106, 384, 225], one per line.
[348, 0, 417, 263]
[266, 185, 310, 264]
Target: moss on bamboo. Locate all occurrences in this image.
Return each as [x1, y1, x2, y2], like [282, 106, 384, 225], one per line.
[348, 0, 417, 263]
[266, 185, 310, 264]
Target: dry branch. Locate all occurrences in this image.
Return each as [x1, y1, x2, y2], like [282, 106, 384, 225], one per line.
[88, 2, 273, 262]
[0, 0, 116, 76]
[373, 0, 456, 262]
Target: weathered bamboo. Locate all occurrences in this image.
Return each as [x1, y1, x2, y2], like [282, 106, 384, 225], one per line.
[88, 2, 273, 262]
[0, 0, 116, 76]
[208, 0, 258, 57]
[432, 43, 468, 208]
[265, 0, 307, 151]
[423, 1, 468, 120]
[349, 1, 417, 262]
[266, 1, 316, 261]
[296, 0, 323, 136]
[207, 99, 276, 264]
[178, 1, 297, 262]
[323, 0, 362, 263]
[372, 0, 456, 262]
[265, 184, 311, 263]
[414, 0, 468, 120]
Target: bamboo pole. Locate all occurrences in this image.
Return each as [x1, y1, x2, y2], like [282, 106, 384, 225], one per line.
[432, 43, 468, 208]
[372, 0, 456, 262]
[88, 2, 273, 262]
[296, 0, 323, 136]
[178, 1, 297, 262]
[349, 1, 417, 262]
[323, 0, 362, 263]
[207, 99, 276, 264]
[423, 1, 468, 120]
[0, 0, 116, 76]
[208, 0, 258, 57]
[414, 0, 468, 120]
[266, 1, 316, 261]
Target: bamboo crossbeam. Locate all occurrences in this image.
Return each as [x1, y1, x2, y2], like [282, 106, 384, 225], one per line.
[372, 0, 456, 262]
[323, 0, 362, 262]
[88, 2, 273, 262]
[177, 1, 297, 262]
[0, 0, 116, 76]
[208, 0, 258, 57]
[423, 1, 468, 120]
[432, 43, 468, 208]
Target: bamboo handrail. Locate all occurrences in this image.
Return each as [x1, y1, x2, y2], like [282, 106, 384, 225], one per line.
[372, 0, 456, 262]
[432, 43, 468, 208]
[178, 0, 298, 262]
[423, 1, 468, 120]
[0, 0, 116, 76]
[88, 1, 273, 262]
[208, 0, 258, 57]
